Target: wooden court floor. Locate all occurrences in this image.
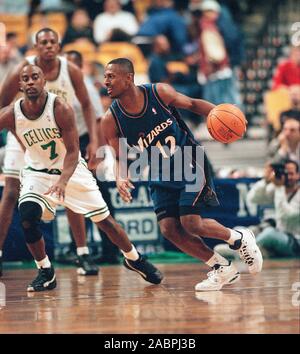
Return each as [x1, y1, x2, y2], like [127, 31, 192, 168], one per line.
[0, 259, 299, 334]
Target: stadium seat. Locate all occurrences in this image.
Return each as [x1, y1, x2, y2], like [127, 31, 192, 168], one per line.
[96, 42, 148, 74]
[264, 88, 291, 131]
[28, 12, 67, 41]
[62, 40, 96, 62]
[0, 14, 28, 46]
[166, 61, 190, 75]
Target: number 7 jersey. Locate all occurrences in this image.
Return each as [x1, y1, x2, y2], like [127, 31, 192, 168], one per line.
[14, 92, 79, 170]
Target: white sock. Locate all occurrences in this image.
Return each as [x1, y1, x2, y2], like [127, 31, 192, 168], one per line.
[206, 252, 229, 267]
[227, 228, 242, 245]
[0, 250, 2, 257]
[77, 246, 89, 256]
[122, 245, 139, 261]
[35, 255, 51, 269]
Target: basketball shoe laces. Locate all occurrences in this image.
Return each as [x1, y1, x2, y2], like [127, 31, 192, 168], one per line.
[239, 243, 255, 266]
[32, 267, 52, 286]
[205, 265, 225, 284]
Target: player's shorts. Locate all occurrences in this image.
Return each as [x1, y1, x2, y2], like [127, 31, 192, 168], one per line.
[3, 132, 25, 179]
[150, 182, 219, 221]
[18, 160, 110, 222]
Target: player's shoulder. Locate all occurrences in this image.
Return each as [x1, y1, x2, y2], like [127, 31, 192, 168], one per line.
[53, 95, 72, 114]
[66, 59, 82, 76]
[155, 82, 175, 96]
[102, 108, 115, 124]
[1, 103, 15, 116]
[0, 104, 15, 129]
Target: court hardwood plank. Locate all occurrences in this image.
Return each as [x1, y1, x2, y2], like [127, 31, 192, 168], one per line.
[0, 260, 299, 334]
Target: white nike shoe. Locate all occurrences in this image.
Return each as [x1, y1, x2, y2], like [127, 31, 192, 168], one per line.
[195, 262, 240, 291]
[233, 227, 263, 274]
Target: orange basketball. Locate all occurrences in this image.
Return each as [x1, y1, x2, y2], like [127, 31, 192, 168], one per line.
[207, 104, 247, 143]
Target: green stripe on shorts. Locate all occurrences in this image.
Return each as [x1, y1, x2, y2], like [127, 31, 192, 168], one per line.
[3, 169, 20, 176]
[19, 193, 56, 214]
[85, 206, 109, 218]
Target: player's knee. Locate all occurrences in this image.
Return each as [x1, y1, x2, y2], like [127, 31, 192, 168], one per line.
[159, 220, 179, 240]
[180, 215, 204, 235]
[97, 215, 117, 234]
[19, 202, 43, 244]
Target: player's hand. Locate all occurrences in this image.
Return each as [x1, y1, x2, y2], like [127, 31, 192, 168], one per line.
[264, 164, 274, 183]
[44, 181, 67, 201]
[278, 132, 289, 153]
[116, 178, 135, 203]
[85, 140, 98, 170]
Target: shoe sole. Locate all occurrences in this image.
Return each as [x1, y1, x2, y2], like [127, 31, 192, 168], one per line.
[123, 259, 163, 285]
[123, 258, 148, 279]
[195, 272, 241, 291]
[77, 267, 98, 276]
[27, 277, 57, 292]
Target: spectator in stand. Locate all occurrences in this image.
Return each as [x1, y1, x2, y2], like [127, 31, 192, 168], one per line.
[38, 0, 75, 14]
[137, 0, 188, 57]
[73, 0, 136, 20]
[148, 35, 201, 125]
[268, 117, 300, 164]
[149, 34, 201, 110]
[215, 160, 300, 259]
[217, 2, 244, 69]
[272, 46, 300, 90]
[62, 8, 95, 46]
[0, 34, 23, 88]
[197, 0, 242, 106]
[93, 0, 139, 44]
[279, 85, 300, 126]
[187, 0, 245, 70]
[247, 160, 300, 258]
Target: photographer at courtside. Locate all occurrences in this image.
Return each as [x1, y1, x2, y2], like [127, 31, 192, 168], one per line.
[247, 160, 300, 257]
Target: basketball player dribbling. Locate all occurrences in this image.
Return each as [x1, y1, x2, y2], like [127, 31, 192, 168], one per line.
[102, 58, 263, 291]
[0, 28, 99, 276]
[0, 64, 163, 291]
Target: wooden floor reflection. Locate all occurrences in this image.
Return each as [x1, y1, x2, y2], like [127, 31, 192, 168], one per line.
[0, 260, 299, 334]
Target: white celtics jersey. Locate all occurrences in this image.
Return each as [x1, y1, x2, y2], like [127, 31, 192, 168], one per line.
[26, 55, 75, 105]
[14, 92, 74, 170]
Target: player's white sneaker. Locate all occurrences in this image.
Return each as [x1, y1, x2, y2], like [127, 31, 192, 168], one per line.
[195, 262, 240, 291]
[231, 227, 263, 274]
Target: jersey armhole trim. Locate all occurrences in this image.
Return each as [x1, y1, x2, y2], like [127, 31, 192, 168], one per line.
[152, 84, 172, 114]
[110, 105, 125, 137]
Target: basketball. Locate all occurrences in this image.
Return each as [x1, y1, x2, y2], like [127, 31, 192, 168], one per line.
[207, 104, 247, 143]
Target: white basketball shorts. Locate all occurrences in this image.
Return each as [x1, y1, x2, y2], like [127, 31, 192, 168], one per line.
[19, 160, 110, 222]
[3, 132, 25, 179]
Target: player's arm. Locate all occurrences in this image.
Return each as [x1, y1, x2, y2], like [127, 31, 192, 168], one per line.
[45, 98, 79, 200]
[101, 110, 134, 203]
[0, 60, 27, 108]
[0, 105, 15, 131]
[156, 83, 215, 117]
[68, 62, 98, 167]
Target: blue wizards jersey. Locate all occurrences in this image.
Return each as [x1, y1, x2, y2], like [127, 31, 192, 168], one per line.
[110, 84, 208, 189]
